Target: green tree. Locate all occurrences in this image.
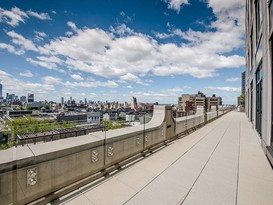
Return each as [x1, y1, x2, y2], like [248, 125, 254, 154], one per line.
[240, 93, 245, 107]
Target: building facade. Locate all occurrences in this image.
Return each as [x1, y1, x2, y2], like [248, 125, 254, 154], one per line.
[241, 71, 246, 94]
[130, 96, 137, 110]
[206, 94, 222, 111]
[27, 93, 34, 103]
[177, 91, 207, 116]
[245, 0, 273, 163]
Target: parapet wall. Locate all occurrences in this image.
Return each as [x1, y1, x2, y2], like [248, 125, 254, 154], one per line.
[0, 106, 230, 205]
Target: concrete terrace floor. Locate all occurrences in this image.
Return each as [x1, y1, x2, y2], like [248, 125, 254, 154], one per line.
[50, 111, 273, 205]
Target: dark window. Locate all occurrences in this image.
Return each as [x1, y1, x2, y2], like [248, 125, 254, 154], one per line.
[255, 0, 262, 42]
[256, 64, 263, 137]
[250, 29, 254, 71]
[269, 0, 273, 35]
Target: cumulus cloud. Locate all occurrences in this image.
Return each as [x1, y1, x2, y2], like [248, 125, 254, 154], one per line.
[19, 70, 33, 77]
[70, 74, 84, 81]
[6, 30, 38, 52]
[120, 73, 150, 86]
[32, 20, 243, 79]
[42, 76, 62, 84]
[0, 7, 28, 27]
[26, 57, 57, 70]
[0, 7, 51, 27]
[0, 43, 24, 55]
[0, 69, 54, 97]
[2, 1, 245, 84]
[33, 31, 47, 42]
[165, 0, 189, 13]
[67, 21, 78, 32]
[27, 10, 51, 20]
[109, 24, 135, 36]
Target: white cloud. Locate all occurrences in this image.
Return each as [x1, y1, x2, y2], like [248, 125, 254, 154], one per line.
[67, 21, 78, 32]
[0, 7, 51, 27]
[33, 31, 47, 41]
[2, 4, 245, 83]
[109, 24, 134, 36]
[19, 70, 33, 77]
[205, 86, 241, 92]
[226, 77, 240, 82]
[165, 0, 189, 13]
[34, 31, 47, 37]
[154, 32, 174, 39]
[26, 57, 57, 70]
[36, 55, 63, 64]
[33, 21, 244, 80]
[27, 10, 51, 20]
[120, 73, 150, 86]
[64, 80, 118, 88]
[6, 30, 38, 52]
[65, 31, 73, 36]
[0, 43, 24, 55]
[126, 85, 133, 89]
[0, 69, 54, 97]
[70, 74, 84, 81]
[0, 7, 28, 27]
[42, 76, 62, 84]
[120, 73, 140, 82]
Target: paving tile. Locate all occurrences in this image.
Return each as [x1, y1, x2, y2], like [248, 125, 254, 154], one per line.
[83, 178, 137, 205]
[135, 174, 189, 205]
[64, 195, 94, 205]
[115, 165, 157, 191]
[237, 175, 273, 205]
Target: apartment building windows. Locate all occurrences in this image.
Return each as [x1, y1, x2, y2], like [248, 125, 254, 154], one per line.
[255, 0, 263, 41]
[256, 65, 263, 136]
[250, 29, 254, 71]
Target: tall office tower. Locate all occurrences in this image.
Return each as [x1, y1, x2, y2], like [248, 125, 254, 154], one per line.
[0, 80, 2, 97]
[61, 97, 64, 105]
[245, 0, 273, 164]
[27, 93, 34, 103]
[130, 96, 137, 110]
[20, 96, 27, 102]
[241, 71, 246, 94]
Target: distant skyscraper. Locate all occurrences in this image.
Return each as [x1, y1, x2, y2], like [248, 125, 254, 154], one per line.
[0, 80, 2, 97]
[27, 93, 34, 103]
[61, 97, 64, 104]
[131, 96, 137, 110]
[20, 96, 27, 103]
[241, 71, 246, 94]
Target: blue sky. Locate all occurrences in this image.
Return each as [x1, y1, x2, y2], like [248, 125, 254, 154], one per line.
[0, 0, 245, 104]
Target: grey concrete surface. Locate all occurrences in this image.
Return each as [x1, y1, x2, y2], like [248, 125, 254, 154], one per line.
[50, 111, 273, 205]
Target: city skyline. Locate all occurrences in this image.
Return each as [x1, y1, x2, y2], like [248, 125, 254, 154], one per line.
[0, 0, 245, 104]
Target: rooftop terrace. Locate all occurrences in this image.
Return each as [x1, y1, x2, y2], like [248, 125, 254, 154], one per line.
[50, 111, 273, 205]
